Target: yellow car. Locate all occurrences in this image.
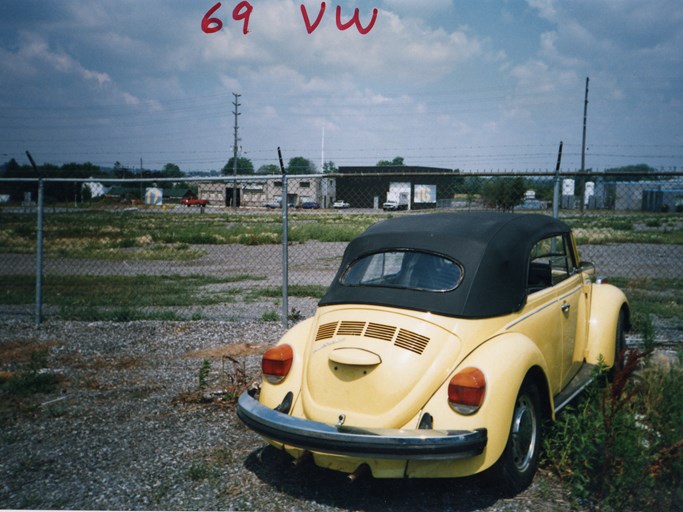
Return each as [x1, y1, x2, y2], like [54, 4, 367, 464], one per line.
[237, 212, 629, 493]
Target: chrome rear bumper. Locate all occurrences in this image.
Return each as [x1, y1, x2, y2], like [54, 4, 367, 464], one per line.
[237, 391, 487, 460]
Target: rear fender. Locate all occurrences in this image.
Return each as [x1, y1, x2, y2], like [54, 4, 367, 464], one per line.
[410, 333, 552, 476]
[585, 284, 629, 368]
[258, 318, 315, 410]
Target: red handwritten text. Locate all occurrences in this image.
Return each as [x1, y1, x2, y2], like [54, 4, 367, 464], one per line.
[202, 2, 378, 35]
[202, 2, 253, 35]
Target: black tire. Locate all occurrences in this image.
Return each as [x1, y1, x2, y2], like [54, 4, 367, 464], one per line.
[608, 308, 627, 380]
[486, 381, 543, 495]
[615, 308, 626, 370]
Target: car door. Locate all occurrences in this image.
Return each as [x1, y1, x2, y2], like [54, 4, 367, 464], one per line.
[528, 234, 582, 390]
[548, 234, 583, 388]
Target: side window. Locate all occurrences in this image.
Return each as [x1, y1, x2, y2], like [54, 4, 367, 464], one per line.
[528, 235, 575, 292]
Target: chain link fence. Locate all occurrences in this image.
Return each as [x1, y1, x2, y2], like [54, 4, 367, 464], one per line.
[1, 171, 681, 342]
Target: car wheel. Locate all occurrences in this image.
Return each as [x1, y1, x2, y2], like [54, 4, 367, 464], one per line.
[487, 381, 542, 495]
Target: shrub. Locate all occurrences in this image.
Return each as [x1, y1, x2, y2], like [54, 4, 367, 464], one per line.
[543, 350, 683, 510]
[1, 348, 57, 397]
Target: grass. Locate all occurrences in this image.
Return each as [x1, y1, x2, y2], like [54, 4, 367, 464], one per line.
[0, 211, 381, 259]
[1, 209, 680, 328]
[1, 211, 680, 262]
[0, 274, 331, 322]
[0, 274, 267, 321]
[248, 284, 328, 301]
[564, 212, 683, 245]
[610, 277, 683, 334]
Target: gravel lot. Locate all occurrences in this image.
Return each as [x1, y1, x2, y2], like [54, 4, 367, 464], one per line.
[0, 319, 575, 511]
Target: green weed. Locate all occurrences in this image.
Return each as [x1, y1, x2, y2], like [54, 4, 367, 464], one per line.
[187, 461, 219, 481]
[198, 359, 211, 391]
[543, 350, 683, 510]
[1, 348, 57, 397]
[261, 310, 279, 322]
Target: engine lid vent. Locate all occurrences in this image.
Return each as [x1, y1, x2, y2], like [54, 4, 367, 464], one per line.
[394, 329, 430, 355]
[336, 321, 365, 336]
[315, 322, 338, 341]
[365, 322, 397, 342]
[314, 320, 430, 355]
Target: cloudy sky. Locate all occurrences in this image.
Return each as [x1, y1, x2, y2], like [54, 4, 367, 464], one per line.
[1, 0, 682, 173]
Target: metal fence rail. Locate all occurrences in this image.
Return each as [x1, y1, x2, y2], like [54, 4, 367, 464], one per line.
[1, 171, 681, 342]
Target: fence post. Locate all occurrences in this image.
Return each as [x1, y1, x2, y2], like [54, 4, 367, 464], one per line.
[35, 178, 45, 326]
[278, 148, 289, 328]
[553, 141, 563, 219]
[281, 173, 289, 328]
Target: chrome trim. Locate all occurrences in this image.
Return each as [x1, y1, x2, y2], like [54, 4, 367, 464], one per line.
[236, 392, 487, 460]
[506, 284, 583, 330]
[554, 376, 594, 413]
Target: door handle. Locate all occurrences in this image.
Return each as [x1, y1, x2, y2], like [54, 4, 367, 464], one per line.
[561, 303, 571, 313]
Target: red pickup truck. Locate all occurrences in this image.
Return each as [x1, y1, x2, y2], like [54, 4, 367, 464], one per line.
[180, 198, 209, 207]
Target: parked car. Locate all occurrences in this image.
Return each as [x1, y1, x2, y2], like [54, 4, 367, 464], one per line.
[264, 200, 281, 209]
[298, 202, 320, 209]
[180, 197, 208, 207]
[237, 212, 630, 493]
[333, 200, 350, 209]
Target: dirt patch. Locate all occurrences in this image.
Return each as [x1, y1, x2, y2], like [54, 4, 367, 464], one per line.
[183, 342, 266, 359]
[0, 340, 61, 366]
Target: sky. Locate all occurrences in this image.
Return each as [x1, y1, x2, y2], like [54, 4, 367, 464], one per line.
[1, 0, 682, 174]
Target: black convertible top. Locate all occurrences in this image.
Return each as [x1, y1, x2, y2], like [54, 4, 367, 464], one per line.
[319, 212, 572, 318]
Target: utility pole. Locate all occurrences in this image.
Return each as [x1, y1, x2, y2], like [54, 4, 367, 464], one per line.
[232, 92, 241, 209]
[579, 77, 589, 212]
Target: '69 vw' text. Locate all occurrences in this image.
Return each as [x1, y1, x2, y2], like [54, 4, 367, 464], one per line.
[201, 2, 379, 35]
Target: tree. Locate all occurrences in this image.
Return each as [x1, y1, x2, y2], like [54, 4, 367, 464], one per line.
[604, 164, 657, 181]
[113, 161, 135, 179]
[256, 164, 280, 175]
[323, 161, 338, 174]
[2, 158, 21, 175]
[480, 177, 526, 212]
[222, 157, 254, 175]
[59, 162, 104, 178]
[162, 163, 183, 177]
[377, 156, 405, 167]
[286, 156, 316, 174]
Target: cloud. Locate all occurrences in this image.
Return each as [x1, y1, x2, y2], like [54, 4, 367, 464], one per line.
[526, 0, 558, 21]
[191, 1, 483, 88]
[0, 31, 153, 112]
[2, 32, 110, 85]
[382, 0, 454, 18]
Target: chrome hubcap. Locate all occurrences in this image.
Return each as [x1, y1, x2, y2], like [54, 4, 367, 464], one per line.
[511, 394, 537, 473]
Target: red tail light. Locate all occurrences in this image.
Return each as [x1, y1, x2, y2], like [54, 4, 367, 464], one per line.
[262, 344, 293, 384]
[448, 368, 486, 415]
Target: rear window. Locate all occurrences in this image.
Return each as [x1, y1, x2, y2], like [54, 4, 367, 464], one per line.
[340, 250, 463, 292]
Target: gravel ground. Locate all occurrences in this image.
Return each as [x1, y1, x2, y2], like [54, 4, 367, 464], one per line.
[0, 319, 578, 511]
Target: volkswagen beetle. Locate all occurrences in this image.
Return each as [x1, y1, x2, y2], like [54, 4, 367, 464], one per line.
[237, 212, 629, 493]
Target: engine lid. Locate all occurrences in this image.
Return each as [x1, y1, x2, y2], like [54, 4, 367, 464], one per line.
[301, 307, 462, 428]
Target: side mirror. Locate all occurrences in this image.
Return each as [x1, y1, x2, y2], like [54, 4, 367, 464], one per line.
[579, 261, 595, 275]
